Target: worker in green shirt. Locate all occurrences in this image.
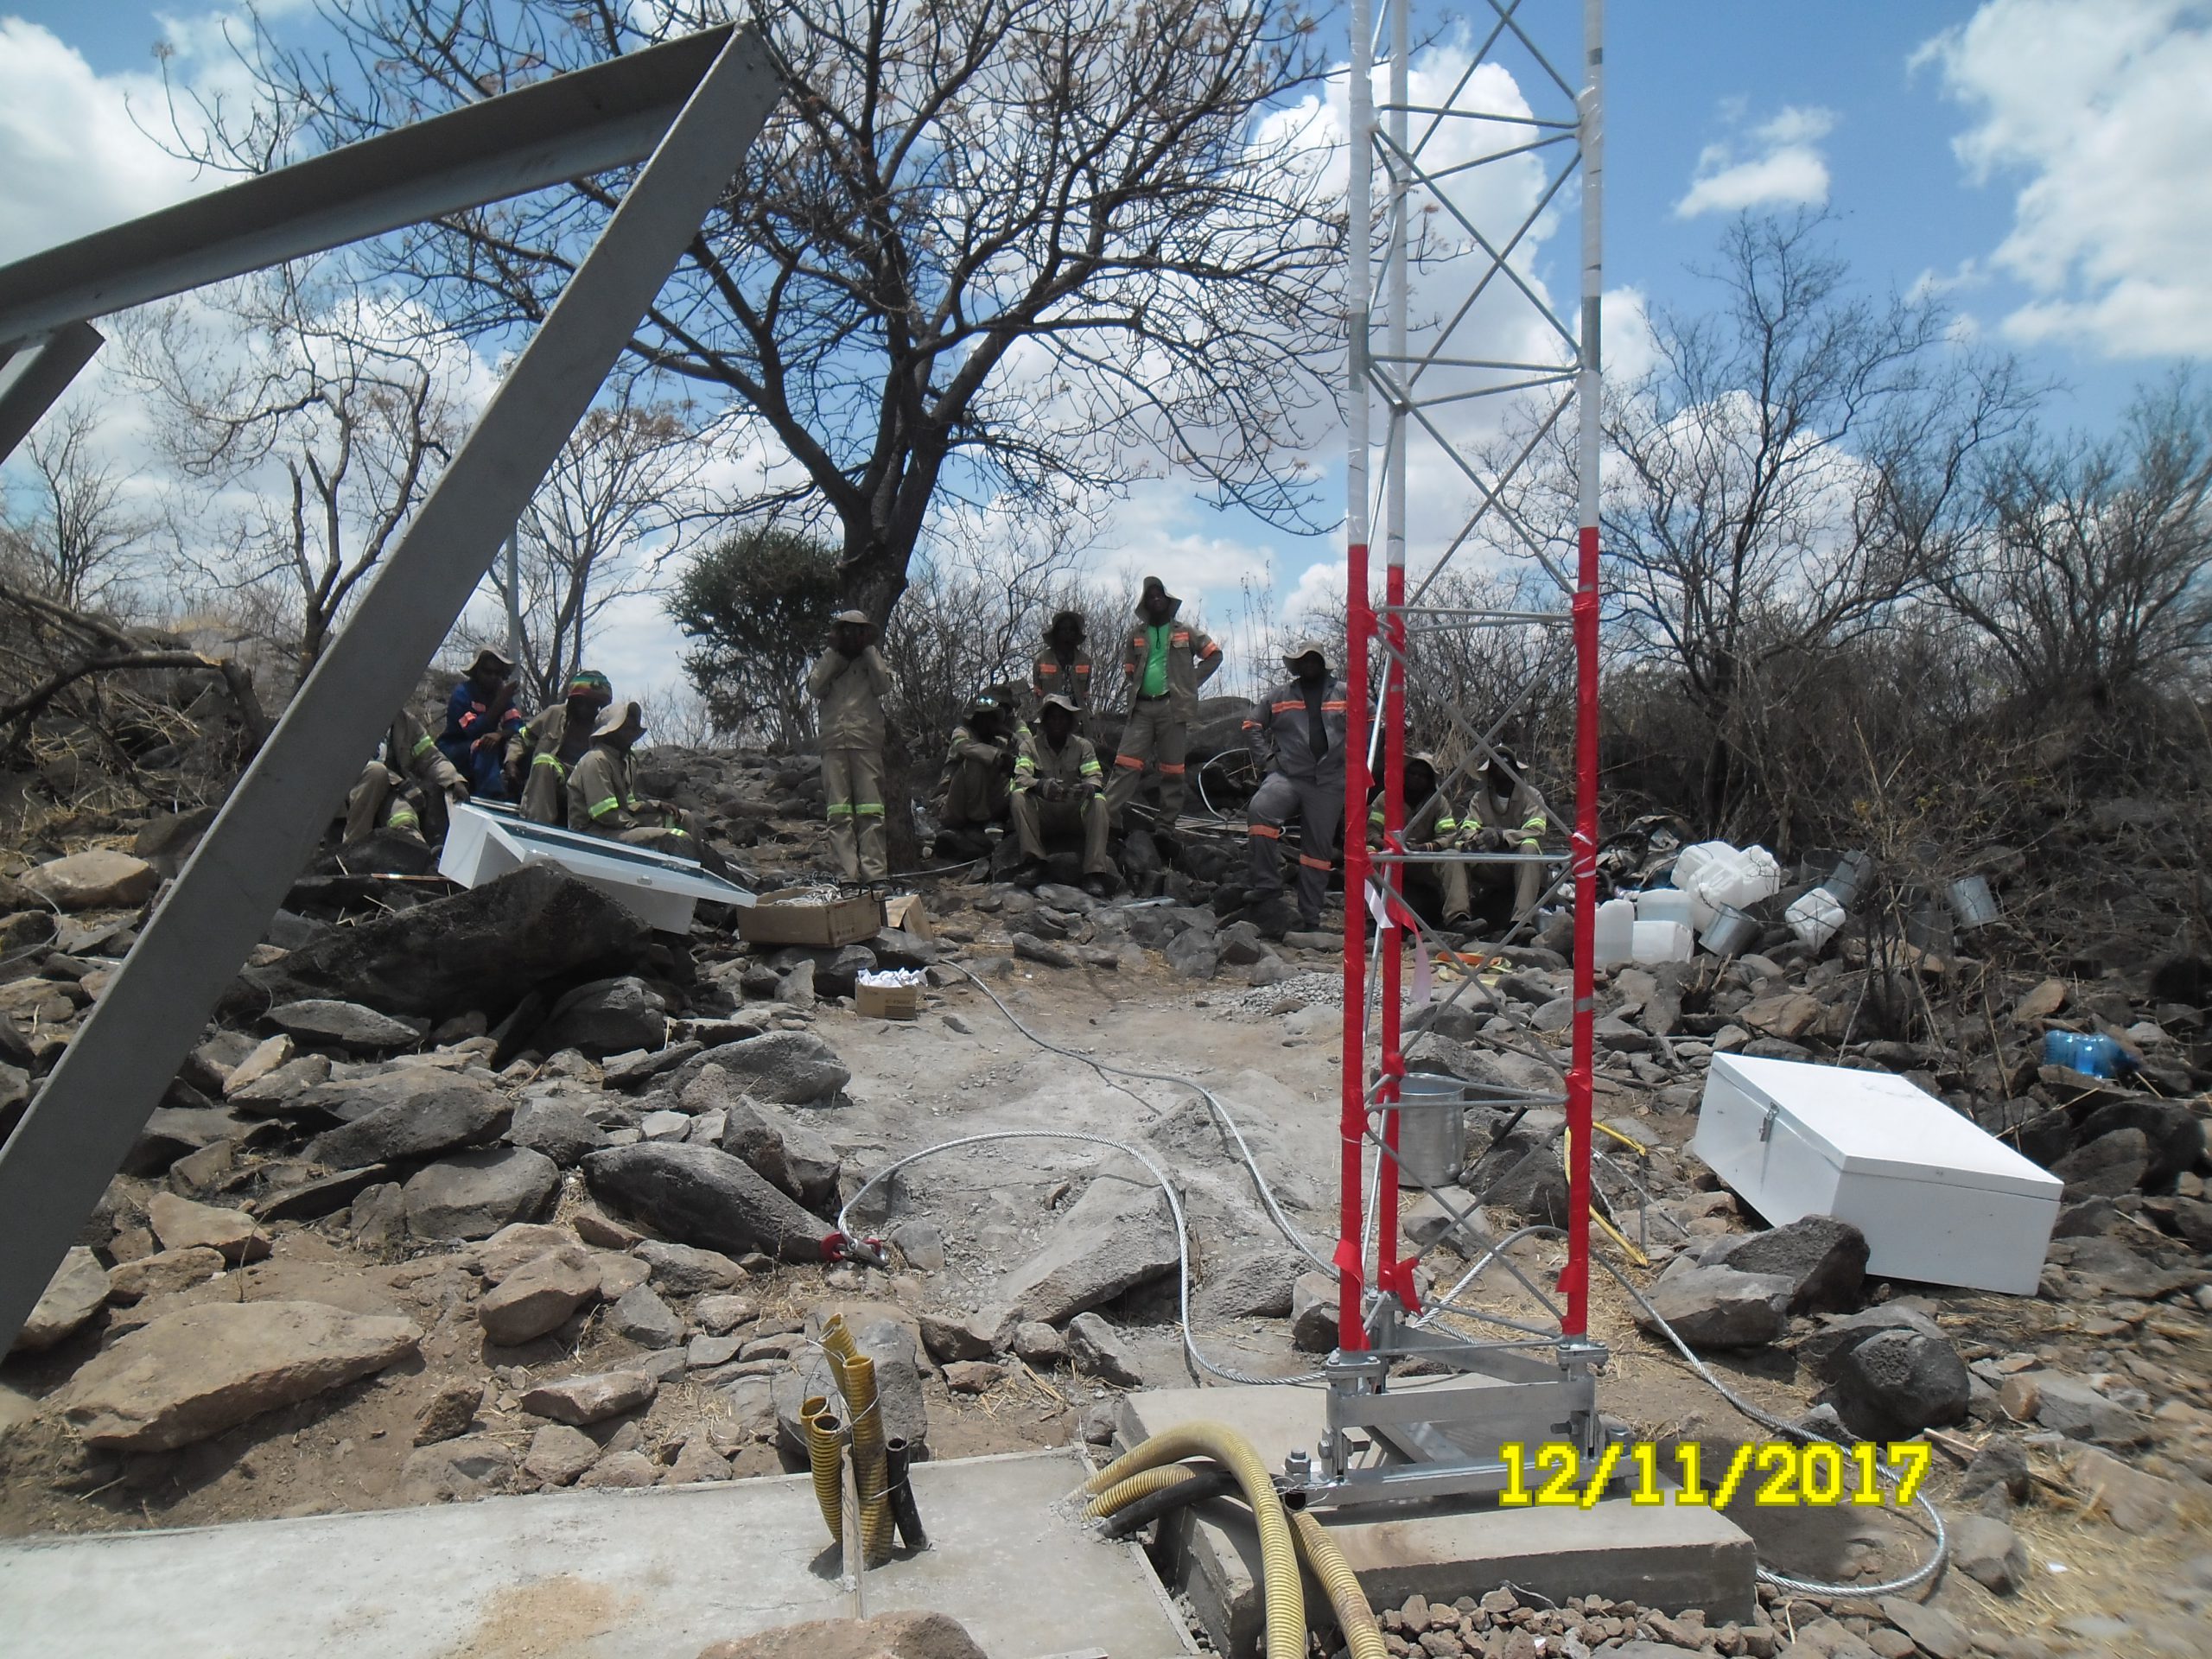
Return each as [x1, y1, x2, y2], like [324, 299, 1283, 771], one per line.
[1105, 575, 1222, 842]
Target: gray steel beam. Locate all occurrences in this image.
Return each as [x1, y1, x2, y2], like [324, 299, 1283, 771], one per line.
[0, 27, 780, 1351]
[0, 323, 102, 464]
[0, 26, 740, 352]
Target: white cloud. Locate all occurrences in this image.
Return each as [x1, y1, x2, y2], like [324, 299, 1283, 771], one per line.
[1919, 0, 2212, 356]
[0, 18, 224, 264]
[1675, 104, 1836, 219]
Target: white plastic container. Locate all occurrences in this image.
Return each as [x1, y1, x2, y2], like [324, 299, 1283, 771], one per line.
[1593, 898, 1636, 969]
[437, 802, 755, 933]
[1694, 1053, 2061, 1295]
[1633, 888, 1694, 930]
[1685, 845, 1781, 929]
[1630, 919, 1693, 963]
[1670, 842, 1730, 912]
[1785, 886, 1845, 950]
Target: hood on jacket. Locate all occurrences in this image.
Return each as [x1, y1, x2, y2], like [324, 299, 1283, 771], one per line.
[1135, 575, 1181, 619]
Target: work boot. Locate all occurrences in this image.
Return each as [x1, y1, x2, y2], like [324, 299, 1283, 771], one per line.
[1081, 872, 1116, 900]
[1014, 856, 1047, 891]
[1247, 893, 1296, 941]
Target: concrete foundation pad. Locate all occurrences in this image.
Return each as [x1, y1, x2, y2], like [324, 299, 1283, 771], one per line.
[1119, 1387, 1756, 1657]
[0, 1448, 1193, 1659]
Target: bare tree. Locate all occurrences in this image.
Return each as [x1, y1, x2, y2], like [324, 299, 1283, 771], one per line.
[486, 383, 708, 704]
[129, 268, 460, 670]
[0, 404, 152, 612]
[182, 0, 1344, 856]
[1936, 374, 2212, 713]
[1517, 213, 2032, 823]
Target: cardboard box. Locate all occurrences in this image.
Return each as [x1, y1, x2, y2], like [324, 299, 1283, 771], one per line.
[884, 893, 934, 939]
[735, 890, 885, 948]
[1694, 1053, 2061, 1295]
[855, 980, 922, 1020]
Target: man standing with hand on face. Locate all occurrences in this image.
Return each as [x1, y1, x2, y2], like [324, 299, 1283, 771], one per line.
[1106, 576, 1221, 846]
[806, 609, 892, 884]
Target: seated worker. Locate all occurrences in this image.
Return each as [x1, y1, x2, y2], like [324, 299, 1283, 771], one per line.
[345, 706, 468, 845]
[1243, 639, 1345, 934]
[935, 692, 1018, 860]
[1011, 693, 1116, 897]
[1370, 749, 1474, 932]
[1030, 610, 1094, 732]
[507, 668, 614, 824]
[566, 701, 695, 855]
[440, 646, 524, 799]
[1459, 745, 1553, 927]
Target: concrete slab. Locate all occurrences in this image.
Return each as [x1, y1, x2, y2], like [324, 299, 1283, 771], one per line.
[0, 1448, 1193, 1659]
[1120, 1387, 1757, 1657]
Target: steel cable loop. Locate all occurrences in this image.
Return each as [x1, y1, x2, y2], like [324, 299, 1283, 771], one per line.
[837, 1126, 1321, 1389]
[1414, 1224, 1946, 1598]
[945, 962, 1336, 1275]
[915, 959, 1942, 1592]
[1589, 1255, 1948, 1599]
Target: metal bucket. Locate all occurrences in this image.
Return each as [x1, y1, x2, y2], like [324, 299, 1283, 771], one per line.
[1825, 850, 1872, 908]
[1393, 1072, 1469, 1188]
[1700, 903, 1759, 958]
[1905, 901, 1954, 957]
[1949, 875, 1999, 930]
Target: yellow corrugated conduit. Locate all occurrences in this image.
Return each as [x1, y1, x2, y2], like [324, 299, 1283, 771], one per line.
[800, 1395, 843, 1543]
[1082, 1422, 1307, 1659]
[1287, 1508, 1387, 1659]
[1083, 1462, 1211, 1518]
[821, 1315, 894, 1567]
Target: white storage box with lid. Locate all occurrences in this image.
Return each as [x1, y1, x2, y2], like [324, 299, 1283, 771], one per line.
[437, 801, 754, 933]
[1694, 1053, 2061, 1295]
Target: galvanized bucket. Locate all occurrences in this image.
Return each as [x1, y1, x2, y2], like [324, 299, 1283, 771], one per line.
[1825, 850, 1872, 908]
[1700, 904, 1760, 958]
[1392, 1071, 1470, 1188]
[1949, 874, 1999, 930]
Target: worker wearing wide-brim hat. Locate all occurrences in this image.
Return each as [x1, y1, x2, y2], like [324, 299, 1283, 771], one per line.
[1241, 639, 1347, 934]
[805, 609, 893, 883]
[436, 645, 524, 800]
[1012, 693, 1116, 895]
[1457, 743, 1552, 925]
[510, 667, 614, 825]
[1105, 575, 1222, 842]
[566, 700, 693, 855]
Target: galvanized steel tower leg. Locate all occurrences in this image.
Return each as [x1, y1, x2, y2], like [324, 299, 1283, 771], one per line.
[0, 33, 781, 1350]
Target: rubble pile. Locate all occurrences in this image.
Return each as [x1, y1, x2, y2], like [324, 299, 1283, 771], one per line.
[0, 739, 2206, 1658]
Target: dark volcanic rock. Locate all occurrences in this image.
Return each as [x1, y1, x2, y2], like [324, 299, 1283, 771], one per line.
[1699, 1215, 1868, 1313]
[582, 1142, 826, 1262]
[221, 866, 653, 1023]
[304, 1075, 508, 1169]
[537, 976, 668, 1058]
[1818, 1325, 1971, 1441]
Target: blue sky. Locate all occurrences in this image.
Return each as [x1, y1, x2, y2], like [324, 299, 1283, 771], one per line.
[3, 1, 2206, 699]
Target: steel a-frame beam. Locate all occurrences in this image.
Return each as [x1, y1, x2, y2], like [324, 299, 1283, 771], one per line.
[0, 28, 780, 1351]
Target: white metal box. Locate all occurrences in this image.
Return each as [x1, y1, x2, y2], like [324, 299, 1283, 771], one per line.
[1694, 1053, 2061, 1295]
[437, 802, 753, 934]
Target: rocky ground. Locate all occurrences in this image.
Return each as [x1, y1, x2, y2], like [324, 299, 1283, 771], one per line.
[0, 741, 2207, 1659]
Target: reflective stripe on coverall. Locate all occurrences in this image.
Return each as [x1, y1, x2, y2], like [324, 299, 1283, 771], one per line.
[1243, 676, 1348, 923]
[1011, 728, 1113, 875]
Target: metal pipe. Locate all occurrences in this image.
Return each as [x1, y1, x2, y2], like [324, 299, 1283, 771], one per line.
[0, 28, 782, 1352]
[1560, 0, 1605, 1338]
[1338, 0, 1376, 1358]
[883, 1436, 927, 1550]
[1371, 0, 1412, 1318]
